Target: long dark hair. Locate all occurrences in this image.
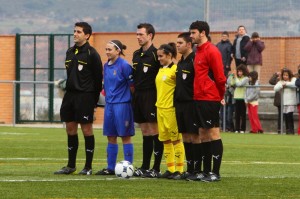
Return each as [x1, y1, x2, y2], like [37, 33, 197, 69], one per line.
[281, 67, 294, 81]
[109, 40, 127, 56]
[158, 42, 177, 59]
[248, 71, 258, 85]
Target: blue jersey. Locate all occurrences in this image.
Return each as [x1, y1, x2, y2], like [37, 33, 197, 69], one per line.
[104, 57, 133, 103]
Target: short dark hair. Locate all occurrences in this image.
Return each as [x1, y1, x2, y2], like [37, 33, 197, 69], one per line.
[237, 25, 246, 32]
[189, 20, 210, 37]
[177, 32, 192, 44]
[75, 22, 92, 40]
[222, 31, 229, 36]
[137, 23, 155, 40]
[251, 32, 259, 39]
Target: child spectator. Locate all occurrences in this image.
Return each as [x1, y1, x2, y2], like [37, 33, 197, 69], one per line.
[222, 72, 235, 132]
[230, 64, 249, 133]
[274, 68, 296, 135]
[269, 71, 282, 134]
[245, 71, 263, 133]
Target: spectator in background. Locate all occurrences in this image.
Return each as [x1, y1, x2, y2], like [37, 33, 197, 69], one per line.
[294, 64, 300, 135]
[244, 32, 265, 80]
[245, 71, 263, 134]
[230, 64, 249, 133]
[269, 71, 282, 134]
[223, 71, 236, 132]
[216, 31, 233, 77]
[232, 25, 250, 67]
[274, 68, 296, 135]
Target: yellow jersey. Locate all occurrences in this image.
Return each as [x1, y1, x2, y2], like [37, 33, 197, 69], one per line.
[155, 63, 177, 108]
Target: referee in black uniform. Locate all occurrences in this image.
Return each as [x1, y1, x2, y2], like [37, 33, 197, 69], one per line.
[54, 22, 103, 175]
[132, 23, 163, 178]
[173, 32, 202, 180]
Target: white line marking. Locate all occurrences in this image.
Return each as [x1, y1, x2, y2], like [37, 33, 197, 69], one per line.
[0, 176, 299, 183]
[1, 158, 299, 165]
[0, 132, 32, 135]
[0, 177, 147, 182]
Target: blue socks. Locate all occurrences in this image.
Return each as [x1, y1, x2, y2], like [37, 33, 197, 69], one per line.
[107, 143, 118, 171]
[107, 143, 134, 170]
[123, 143, 134, 164]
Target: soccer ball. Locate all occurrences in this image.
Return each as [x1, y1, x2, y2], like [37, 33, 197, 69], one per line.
[115, 160, 134, 179]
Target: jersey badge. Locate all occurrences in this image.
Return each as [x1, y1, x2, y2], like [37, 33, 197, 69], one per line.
[78, 64, 83, 71]
[143, 66, 148, 73]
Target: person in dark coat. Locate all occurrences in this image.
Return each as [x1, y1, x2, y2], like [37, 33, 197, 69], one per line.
[244, 32, 265, 80]
[216, 31, 233, 77]
[232, 25, 250, 67]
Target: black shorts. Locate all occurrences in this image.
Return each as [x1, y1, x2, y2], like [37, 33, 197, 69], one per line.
[194, 100, 221, 129]
[132, 89, 157, 123]
[175, 101, 198, 134]
[60, 92, 95, 123]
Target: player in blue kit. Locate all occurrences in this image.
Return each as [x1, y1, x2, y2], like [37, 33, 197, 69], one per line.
[95, 40, 135, 175]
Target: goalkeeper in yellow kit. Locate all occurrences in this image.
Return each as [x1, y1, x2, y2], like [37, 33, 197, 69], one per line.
[155, 42, 185, 179]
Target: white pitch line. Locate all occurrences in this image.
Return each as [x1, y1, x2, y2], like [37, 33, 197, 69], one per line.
[0, 177, 147, 182]
[224, 161, 300, 165]
[1, 176, 299, 183]
[0, 158, 300, 165]
[0, 132, 33, 135]
[0, 158, 107, 161]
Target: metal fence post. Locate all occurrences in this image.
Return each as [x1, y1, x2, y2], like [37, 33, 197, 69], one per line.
[280, 90, 284, 135]
[13, 81, 16, 127]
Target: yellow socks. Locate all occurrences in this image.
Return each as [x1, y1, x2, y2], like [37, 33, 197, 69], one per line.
[163, 143, 175, 173]
[174, 141, 185, 173]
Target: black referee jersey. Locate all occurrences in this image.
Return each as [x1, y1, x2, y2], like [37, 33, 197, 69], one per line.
[174, 52, 195, 102]
[132, 44, 160, 91]
[64, 42, 103, 96]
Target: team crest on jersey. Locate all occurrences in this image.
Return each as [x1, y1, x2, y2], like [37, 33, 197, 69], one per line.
[182, 73, 187, 80]
[113, 70, 117, 75]
[78, 64, 83, 71]
[124, 120, 129, 127]
[143, 66, 148, 73]
[162, 75, 167, 81]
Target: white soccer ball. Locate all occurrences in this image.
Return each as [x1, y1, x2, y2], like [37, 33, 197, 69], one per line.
[115, 160, 134, 179]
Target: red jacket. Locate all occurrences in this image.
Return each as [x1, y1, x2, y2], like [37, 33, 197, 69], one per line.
[194, 42, 226, 101]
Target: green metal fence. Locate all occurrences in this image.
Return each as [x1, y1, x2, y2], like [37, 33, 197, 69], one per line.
[15, 34, 72, 123]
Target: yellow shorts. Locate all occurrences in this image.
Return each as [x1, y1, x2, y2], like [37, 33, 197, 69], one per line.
[157, 107, 181, 142]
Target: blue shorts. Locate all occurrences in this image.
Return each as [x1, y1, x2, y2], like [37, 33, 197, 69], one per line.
[103, 102, 135, 137]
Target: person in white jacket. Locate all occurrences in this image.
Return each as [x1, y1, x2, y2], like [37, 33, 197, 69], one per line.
[274, 68, 297, 134]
